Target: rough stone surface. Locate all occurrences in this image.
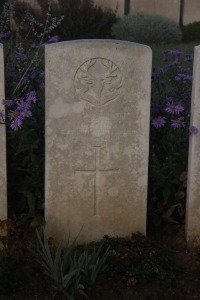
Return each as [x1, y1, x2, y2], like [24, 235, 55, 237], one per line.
[183, 0, 200, 25]
[0, 44, 6, 224]
[45, 39, 152, 243]
[186, 45, 200, 246]
[130, 0, 180, 24]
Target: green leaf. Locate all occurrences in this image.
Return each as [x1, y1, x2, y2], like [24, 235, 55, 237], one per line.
[174, 192, 185, 200]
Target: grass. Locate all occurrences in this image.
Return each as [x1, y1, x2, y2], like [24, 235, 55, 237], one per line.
[151, 42, 200, 65]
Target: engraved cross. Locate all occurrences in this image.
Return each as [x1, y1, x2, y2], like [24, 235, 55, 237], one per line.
[75, 146, 119, 216]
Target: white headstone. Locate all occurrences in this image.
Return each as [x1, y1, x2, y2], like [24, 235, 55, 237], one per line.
[0, 44, 6, 221]
[45, 40, 152, 243]
[186, 45, 200, 246]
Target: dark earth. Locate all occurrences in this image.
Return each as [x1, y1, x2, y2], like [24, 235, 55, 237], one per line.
[1, 226, 200, 300]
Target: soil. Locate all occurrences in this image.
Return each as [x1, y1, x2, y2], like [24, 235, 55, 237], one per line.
[1, 226, 200, 300]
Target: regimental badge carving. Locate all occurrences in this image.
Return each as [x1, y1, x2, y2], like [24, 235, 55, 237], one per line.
[74, 58, 122, 106]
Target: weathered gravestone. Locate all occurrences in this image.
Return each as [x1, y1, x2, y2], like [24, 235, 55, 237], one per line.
[186, 45, 200, 246]
[0, 44, 7, 243]
[45, 40, 152, 243]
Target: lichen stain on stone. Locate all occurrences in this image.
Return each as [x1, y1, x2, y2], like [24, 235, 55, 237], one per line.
[49, 100, 86, 118]
[90, 116, 111, 137]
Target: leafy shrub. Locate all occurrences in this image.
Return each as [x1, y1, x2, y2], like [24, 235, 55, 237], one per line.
[0, 0, 4, 13]
[102, 233, 178, 282]
[33, 229, 109, 299]
[149, 49, 195, 232]
[54, 0, 117, 40]
[12, 0, 64, 40]
[112, 13, 182, 44]
[13, 0, 118, 40]
[182, 21, 200, 42]
[0, 2, 62, 224]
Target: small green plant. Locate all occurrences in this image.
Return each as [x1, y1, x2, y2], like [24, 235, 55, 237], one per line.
[33, 230, 85, 299]
[101, 233, 179, 283]
[33, 229, 109, 299]
[148, 171, 186, 234]
[52, 0, 118, 40]
[80, 242, 109, 285]
[112, 13, 182, 44]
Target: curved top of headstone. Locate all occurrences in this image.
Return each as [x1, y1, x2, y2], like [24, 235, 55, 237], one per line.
[45, 39, 151, 50]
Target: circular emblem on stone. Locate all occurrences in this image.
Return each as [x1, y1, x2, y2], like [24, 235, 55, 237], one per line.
[74, 58, 122, 106]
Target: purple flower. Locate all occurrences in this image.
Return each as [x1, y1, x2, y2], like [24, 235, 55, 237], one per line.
[163, 49, 184, 56]
[165, 98, 176, 114]
[2, 99, 14, 106]
[184, 75, 192, 81]
[17, 99, 30, 111]
[151, 116, 166, 128]
[174, 103, 184, 114]
[10, 118, 23, 131]
[26, 91, 37, 103]
[175, 74, 192, 82]
[22, 77, 30, 85]
[165, 61, 178, 70]
[184, 54, 193, 62]
[189, 125, 199, 134]
[47, 35, 59, 43]
[16, 53, 27, 61]
[175, 74, 185, 81]
[8, 110, 20, 120]
[39, 71, 45, 78]
[20, 109, 32, 118]
[31, 72, 36, 79]
[0, 31, 11, 40]
[31, 43, 36, 49]
[171, 117, 186, 128]
[152, 66, 163, 73]
[178, 66, 190, 72]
